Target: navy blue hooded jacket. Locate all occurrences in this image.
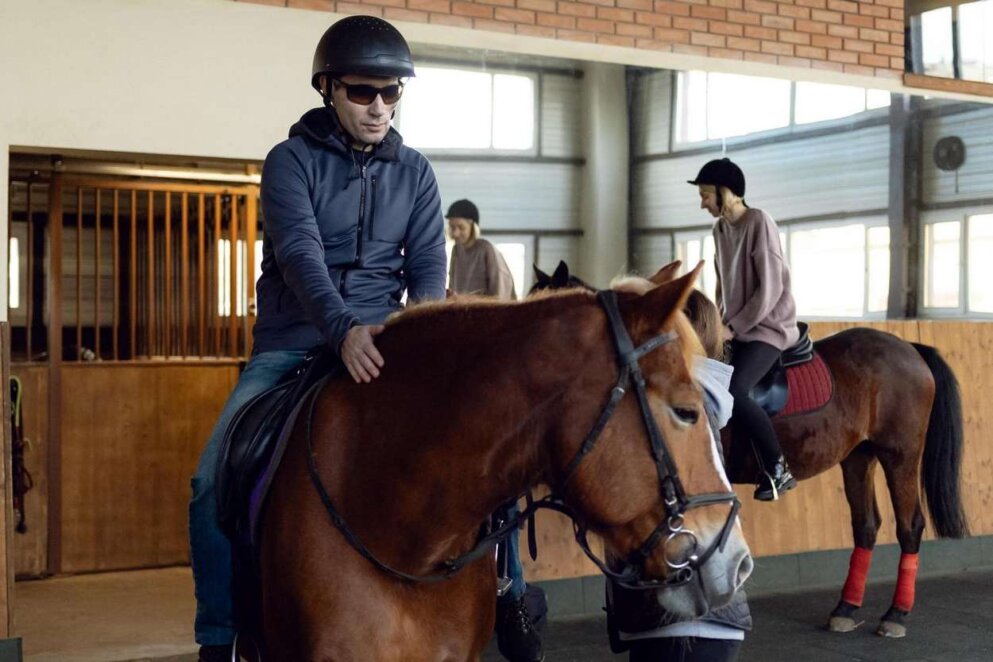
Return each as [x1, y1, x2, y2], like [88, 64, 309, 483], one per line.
[254, 107, 447, 354]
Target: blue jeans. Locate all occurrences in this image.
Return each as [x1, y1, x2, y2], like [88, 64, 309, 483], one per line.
[189, 350, 308, 646]
[500, 501, 527, 603]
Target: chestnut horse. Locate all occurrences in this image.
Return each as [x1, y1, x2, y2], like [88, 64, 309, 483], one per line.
[257, 267, 753, 660]
[537, 261, 968, 640]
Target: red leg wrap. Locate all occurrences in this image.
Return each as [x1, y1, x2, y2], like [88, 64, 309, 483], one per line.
[841, 546, 873, 607]
[893, 552, 920, 612]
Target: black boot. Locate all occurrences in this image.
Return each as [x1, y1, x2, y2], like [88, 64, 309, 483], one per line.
[496, 593, 544, 662]
[754, 456, 797, 501]
[198, 644, 234, 662]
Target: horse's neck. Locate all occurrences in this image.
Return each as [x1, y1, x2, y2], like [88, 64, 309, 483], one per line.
[331, 305, 590, 572]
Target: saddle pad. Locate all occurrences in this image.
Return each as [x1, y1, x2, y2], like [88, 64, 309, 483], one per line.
[775, 353, 833, 418]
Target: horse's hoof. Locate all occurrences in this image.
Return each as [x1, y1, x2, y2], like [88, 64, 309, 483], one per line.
[876, 620, 907, 638]
[827, 616, 862, 632]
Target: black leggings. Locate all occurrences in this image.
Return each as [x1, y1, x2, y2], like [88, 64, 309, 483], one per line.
[628, 636, 741, 662]
[728, 340, 783, 470]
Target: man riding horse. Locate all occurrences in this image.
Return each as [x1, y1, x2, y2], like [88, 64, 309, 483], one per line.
[189, 16, 539, 662]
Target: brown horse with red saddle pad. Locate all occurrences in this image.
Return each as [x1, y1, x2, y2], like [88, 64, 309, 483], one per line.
[658, 261, 969, 639]
[255, 266, 753, 660]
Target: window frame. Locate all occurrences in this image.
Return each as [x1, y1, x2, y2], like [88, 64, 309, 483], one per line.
[393, 63, 540, 157]
[920, 206, 993, 319]
[669, 71, 892, 151]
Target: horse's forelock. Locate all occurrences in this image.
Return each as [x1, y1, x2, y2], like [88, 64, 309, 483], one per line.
[610, 275, 654, 295]
[609, 276, 704, 367]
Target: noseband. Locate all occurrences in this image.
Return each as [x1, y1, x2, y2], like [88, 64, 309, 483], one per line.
[304, 289, 740, 589]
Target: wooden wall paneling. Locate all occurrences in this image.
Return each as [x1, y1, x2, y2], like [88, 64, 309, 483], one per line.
[10, 365, 48, 578]
[58, 364, 238, 572]
[921, 321, 993, 537]
[1, 324, 12, 635]
[520, 490, 599, 582]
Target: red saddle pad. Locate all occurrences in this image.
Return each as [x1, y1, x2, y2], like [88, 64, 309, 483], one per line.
[775, 353, 833, 418]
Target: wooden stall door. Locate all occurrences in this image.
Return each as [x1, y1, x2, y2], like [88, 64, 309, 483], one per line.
[7, 175, 260, 575]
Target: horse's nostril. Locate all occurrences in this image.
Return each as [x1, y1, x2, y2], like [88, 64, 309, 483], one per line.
[735, 554, 754, 589]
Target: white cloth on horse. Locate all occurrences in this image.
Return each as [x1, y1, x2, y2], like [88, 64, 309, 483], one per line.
[694, 356, 735, 430]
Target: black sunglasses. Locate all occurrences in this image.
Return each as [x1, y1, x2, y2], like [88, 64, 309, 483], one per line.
[333, 79, 404, 106]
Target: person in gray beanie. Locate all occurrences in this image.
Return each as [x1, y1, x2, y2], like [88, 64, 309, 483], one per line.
[446, 199, 517, 300]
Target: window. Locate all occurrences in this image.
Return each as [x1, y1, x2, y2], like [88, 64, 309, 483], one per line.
[910, 1, 993, 83]
[217, 239, 263, 316]
[396, 67, 536, 151]
[791, 224, 871, 317]
[958, 1, 993, 83]
[924, 220, 961, 309]
[968, 214, 993, 312]
[920, 7, 955, 78]
[922, 213, 993, 315]
[675, 231, 718, 301]
[493, 241, 528, 299]
[866, 226, 891, 313]
[794, 82, 891, 125]
[674, 72, 890, 145]
[675, 71, 791, 143]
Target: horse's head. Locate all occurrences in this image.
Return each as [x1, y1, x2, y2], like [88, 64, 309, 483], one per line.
[548, 263, 751, 618]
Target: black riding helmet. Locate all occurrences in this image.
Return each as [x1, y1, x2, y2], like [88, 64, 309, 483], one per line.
[311, 15, 416, 98]
[687, 158, 746, 199]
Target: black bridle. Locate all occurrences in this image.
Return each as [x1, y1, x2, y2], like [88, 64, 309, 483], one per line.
[304, 289, 741, 589]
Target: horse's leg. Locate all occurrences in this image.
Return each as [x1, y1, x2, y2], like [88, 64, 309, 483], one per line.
[828, 444, 880, 633]
[875, 447, 926, 639]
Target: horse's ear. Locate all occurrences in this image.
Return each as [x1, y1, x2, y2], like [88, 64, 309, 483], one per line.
[640, 262, 703, 329]
[646, 260, 683, 286]
[551, 260, 570, 286]
[533, 264, 551, 286]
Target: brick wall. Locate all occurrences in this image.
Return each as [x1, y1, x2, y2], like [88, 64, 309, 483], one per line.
[239, 0, 905, 79]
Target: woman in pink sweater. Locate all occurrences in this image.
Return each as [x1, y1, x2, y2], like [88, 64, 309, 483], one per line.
[689, 158, 799, 501]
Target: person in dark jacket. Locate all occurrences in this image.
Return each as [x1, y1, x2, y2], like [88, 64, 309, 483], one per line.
[189, 16, 447, 662]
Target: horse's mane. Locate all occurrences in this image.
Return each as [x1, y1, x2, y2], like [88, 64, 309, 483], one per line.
[386, 279, 700, 371]
[386, 287, 590, 326]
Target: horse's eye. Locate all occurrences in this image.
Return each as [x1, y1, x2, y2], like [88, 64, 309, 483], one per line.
[669, 405, 700, 428]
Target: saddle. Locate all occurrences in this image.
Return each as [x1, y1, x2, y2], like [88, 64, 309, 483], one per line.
[749, 322, 814, 417]
[215, 348, 340, 541]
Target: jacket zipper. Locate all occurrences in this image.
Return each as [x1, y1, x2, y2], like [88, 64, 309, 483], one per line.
[355, 163, 367, 266]
[368, 176, 378, 241]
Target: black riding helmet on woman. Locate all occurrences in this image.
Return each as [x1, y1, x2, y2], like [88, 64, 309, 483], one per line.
[689, 157, 800, 502]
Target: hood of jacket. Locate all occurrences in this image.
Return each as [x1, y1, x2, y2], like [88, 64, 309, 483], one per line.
[288, 106, 402, 162]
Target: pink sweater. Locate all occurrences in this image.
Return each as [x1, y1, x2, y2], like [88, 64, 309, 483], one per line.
[712, 208, 799, 351]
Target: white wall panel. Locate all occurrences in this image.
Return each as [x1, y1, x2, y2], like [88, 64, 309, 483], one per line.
[535, 236, 582, 276]
[432, 161, 580, 231]
[541, 74, 583, 159]
[632, 125, 891, 229]
[922, 106, 993, 205]
[630, 234, 674, 275]
[630, 70, 673, 158]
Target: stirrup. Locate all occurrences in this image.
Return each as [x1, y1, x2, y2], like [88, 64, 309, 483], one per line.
[496, 576, 513, 597]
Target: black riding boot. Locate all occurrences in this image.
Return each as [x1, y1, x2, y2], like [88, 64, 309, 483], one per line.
[754, 456, 797, 501]
[497, 593, 544, 662]
[198, 644, 234, 662]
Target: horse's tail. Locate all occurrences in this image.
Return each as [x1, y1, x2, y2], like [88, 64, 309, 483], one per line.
[911, 343, 969, 538]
